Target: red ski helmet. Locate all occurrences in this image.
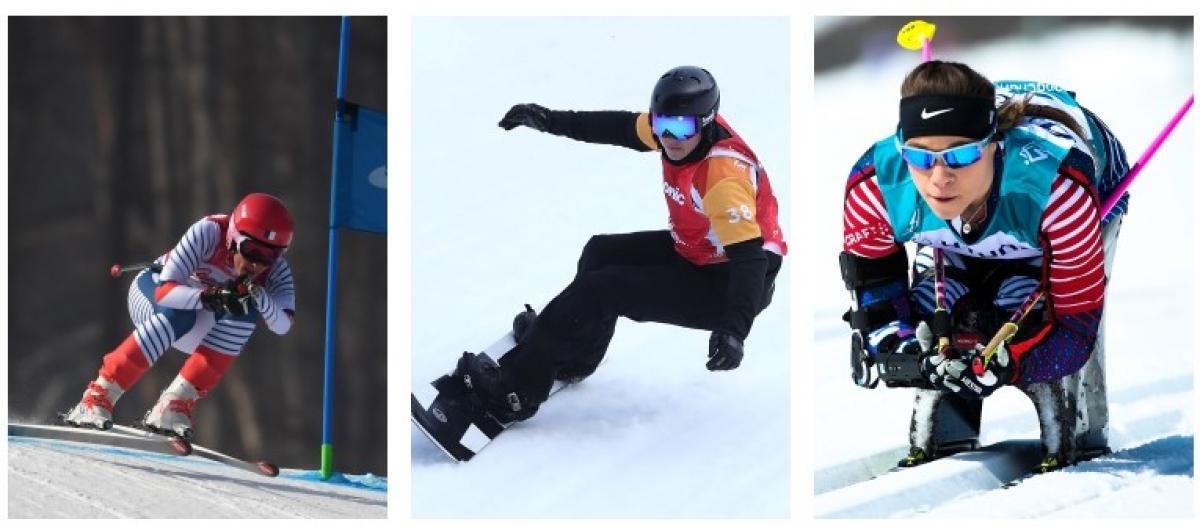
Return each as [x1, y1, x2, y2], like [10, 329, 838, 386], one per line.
[227, 193, 293, 264]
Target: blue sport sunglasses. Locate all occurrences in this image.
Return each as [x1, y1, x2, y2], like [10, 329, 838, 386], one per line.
[897, 129, 996, 170]
[651, 114, 700, 140]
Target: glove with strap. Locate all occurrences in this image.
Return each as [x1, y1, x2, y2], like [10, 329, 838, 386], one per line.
[929, 340, 1014, 399]
[199, 278, 253, 318]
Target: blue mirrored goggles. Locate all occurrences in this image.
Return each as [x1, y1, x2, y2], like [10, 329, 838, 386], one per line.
[651, 114, 700, 140]
[896, 130, 996, 170]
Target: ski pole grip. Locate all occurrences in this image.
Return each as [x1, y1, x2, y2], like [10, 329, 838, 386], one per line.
[980, 322, 1018, 365]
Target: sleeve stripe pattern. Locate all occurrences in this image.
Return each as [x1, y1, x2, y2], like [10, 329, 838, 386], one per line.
[1041, 174, 1105, 314]
[158, 219, 220, 309]
[843, 174, 899, 258]
[255, 259, 296, 335]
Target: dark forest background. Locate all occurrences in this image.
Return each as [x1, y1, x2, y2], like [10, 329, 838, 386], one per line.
[7, 17, 387, 475]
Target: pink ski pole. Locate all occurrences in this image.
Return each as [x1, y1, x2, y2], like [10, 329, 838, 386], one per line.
[1100, 94, 1194, 215]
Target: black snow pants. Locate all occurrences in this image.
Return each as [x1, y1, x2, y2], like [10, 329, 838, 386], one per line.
[499, 230, 781, 406]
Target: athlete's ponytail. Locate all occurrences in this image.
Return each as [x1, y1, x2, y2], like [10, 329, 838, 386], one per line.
[995, 93, 1088, 141]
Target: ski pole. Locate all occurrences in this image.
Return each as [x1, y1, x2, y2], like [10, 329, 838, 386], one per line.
[1100, 94, 1194, 215]
[972, 290, 1043, 375]
[901, 20, 955, 357]
[897, 20, 937, 62]
[109, 262, 158, 278]
[109, 261, 226, 289]
[930, 248, 952, 357]
[976, 94, 1194, 371]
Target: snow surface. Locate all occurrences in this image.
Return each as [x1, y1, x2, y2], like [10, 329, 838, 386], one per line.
[411, 17, 791, 518]
[7, 436, 386, 518]
[812, 25, 1195, 517]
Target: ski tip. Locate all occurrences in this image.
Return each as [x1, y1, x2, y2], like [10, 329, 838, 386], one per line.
[257, 461, 280, 477]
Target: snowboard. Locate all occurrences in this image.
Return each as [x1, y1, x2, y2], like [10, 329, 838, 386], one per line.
[411, 331, 572, 462]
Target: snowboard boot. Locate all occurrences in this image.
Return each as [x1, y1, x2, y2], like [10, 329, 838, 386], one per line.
[62, 377, 124, 430]
[142, 374, 203, 440]
[512, 304, 537, 343]
[452, 351, 538, 423]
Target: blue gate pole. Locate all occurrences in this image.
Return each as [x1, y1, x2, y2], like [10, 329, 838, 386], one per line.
[321, 15, 351, 481]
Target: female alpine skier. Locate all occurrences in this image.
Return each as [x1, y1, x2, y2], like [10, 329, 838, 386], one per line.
[448, 65, 787, 423]
[840, 60, 1129, 472]
[63, 193, 296, 440]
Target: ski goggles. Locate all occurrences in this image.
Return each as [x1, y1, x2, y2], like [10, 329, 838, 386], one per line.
[234, 232, 286, 266]
[651, 114, 700, 140]
[896, 129, 995, 170]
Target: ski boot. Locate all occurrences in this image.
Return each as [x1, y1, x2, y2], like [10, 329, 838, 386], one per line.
[142, 375, 202, 440]
[61, 377, 124, 430]
[445, 351, 537, 424]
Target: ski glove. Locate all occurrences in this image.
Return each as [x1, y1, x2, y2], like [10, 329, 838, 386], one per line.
[498, 103, 554, 132]
[707, 331, 743, 371]
[199, 279, 253, 318]
[932, 341, 1014, 399]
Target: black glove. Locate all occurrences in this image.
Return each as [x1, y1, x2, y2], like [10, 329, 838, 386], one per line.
[707, 332, 744, 371]
[930, 341, 1014, 399]
[498, 103, 554, 132]
[199, 279, 252, 317]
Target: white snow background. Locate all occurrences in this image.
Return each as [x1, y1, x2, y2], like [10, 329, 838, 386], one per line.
[812, 23, 1195, 518]
[411, 17, 791, 518]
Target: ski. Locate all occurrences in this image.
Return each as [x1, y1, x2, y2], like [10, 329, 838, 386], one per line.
[111, 425, 280, 477]
[9, 423, 192, 457]
[1000, 446, 1112, 489]
[189, 441, 280, 477]
[816, 440, 1043, 517]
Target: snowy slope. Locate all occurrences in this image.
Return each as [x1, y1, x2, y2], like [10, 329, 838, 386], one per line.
[411, 18, 791, 518]
[812, 25, 1194, 517]
[7, 435, 386, 518]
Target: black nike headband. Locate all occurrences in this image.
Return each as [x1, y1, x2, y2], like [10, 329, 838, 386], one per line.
[898, 94, 995, 141]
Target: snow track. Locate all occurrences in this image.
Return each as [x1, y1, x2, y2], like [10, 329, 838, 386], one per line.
[7, 436, 386, 518]
[814, 378, 1192, 517]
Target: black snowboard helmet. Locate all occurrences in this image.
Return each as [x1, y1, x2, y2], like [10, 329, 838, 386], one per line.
[650, 66, 720, 127]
